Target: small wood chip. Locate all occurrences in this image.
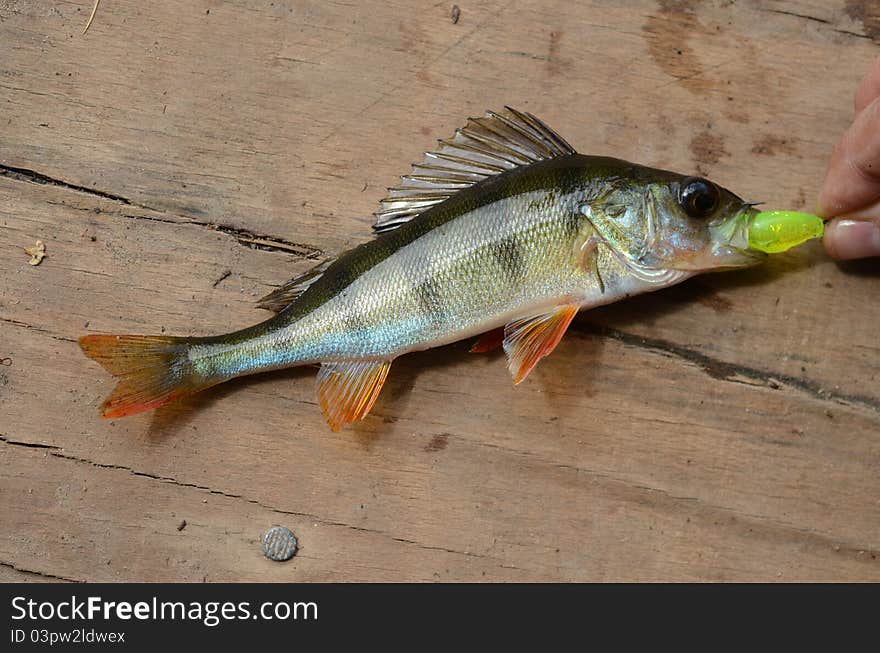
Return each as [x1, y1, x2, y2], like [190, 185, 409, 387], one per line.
[24, 240, 46, 266]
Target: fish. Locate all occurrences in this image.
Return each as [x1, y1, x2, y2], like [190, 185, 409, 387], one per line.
[79, 107, 766, 431]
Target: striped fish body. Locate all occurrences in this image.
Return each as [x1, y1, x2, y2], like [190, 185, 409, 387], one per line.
[80, 109, 763, 430]
[201, 156, 636, 368]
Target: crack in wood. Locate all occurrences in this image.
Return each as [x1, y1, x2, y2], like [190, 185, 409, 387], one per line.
[8, 442, 488, 561]
[0, 434, 59, 450]
[210, 224, 323, 258]
[0, 316, 76, 343]
[0, 164, 134, 205]
[4, 428, 877, 567]
[766, 8, 831, 25]
[762, 7, 874, 41]
[121, 212, 324, 257]
[832, 27, 873, 40]
[2, 163, 324, 259]
[575, 322, 880, 415]
[449, 433, 880, 560]
[0, 560, 80, 583]
[212, 269, 233, 288]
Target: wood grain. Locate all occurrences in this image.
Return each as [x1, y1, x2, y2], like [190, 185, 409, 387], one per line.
[1, 0, 879, 581]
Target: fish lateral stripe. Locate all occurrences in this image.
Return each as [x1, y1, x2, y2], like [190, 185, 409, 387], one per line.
[413, 276, 446, 327]
[490, 235, 528, 282]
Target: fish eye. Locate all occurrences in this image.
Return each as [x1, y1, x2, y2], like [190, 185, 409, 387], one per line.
[678, 177, 720, 219]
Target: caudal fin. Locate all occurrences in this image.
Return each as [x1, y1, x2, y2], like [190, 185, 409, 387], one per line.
[79, 334, 204, 418]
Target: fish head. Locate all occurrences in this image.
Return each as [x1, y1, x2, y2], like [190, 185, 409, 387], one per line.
[583, 169, 767, 273]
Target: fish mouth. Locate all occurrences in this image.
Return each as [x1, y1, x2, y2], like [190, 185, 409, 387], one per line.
[722, 206, 770, 266]
[678, 206, 768, 271]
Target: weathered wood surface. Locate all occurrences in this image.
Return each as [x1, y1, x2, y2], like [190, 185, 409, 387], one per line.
[2, 0, 879, 582]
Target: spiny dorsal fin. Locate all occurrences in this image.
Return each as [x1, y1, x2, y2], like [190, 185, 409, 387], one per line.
[373, 107, 576, 234]
[257, 258, 335, 312]
[316, 359, 391, 431]
[503, 305, 579, 384]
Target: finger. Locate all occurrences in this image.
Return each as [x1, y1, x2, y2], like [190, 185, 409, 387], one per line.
[818, 97, 880, 217]
[823, 217, 880, 259]
[833, 196, 880, 221]
[855, 56, 880, 113]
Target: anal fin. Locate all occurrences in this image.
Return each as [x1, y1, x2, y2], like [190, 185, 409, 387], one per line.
[316, 359, 391, 431]
[503, 305, 579, 384]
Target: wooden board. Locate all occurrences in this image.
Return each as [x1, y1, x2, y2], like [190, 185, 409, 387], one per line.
[2, 0, 879, 582]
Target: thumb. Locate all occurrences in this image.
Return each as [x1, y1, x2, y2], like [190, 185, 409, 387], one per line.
[823, 214, 880, 259]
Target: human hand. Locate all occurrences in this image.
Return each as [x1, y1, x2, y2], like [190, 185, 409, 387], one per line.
[818, 57, 880, 259]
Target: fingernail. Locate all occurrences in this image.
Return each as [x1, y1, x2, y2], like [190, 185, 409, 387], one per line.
[824, 219, 880, 259]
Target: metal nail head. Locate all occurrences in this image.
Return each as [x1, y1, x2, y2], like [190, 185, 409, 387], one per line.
[262, 526, 298, 562]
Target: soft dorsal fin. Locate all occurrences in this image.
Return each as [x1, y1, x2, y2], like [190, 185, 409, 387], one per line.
[257, 258, 335, 312]
[373, 107, 576, 234]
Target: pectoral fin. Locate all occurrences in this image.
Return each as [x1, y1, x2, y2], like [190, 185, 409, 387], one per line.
[316, 360, 391, 431]
[503, 305, 579, 384]
[575, 232, 605, 294]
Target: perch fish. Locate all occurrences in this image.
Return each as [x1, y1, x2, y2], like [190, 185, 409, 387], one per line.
[81, 108, 780, 431]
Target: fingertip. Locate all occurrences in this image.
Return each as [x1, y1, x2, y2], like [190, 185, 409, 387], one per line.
[823, 218, 880, 260]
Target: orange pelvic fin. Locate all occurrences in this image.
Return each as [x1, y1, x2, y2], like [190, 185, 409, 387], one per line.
[316, 359, 392, 431]
[503, 305, 578, 384]
[79, 334, 200, 418]
[469, 327, 505, 353]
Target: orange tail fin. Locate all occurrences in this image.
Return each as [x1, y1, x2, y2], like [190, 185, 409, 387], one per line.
[79, 334, 204, 418]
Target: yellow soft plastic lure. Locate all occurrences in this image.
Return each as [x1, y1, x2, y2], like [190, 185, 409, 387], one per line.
[748, 210, 825, 254]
